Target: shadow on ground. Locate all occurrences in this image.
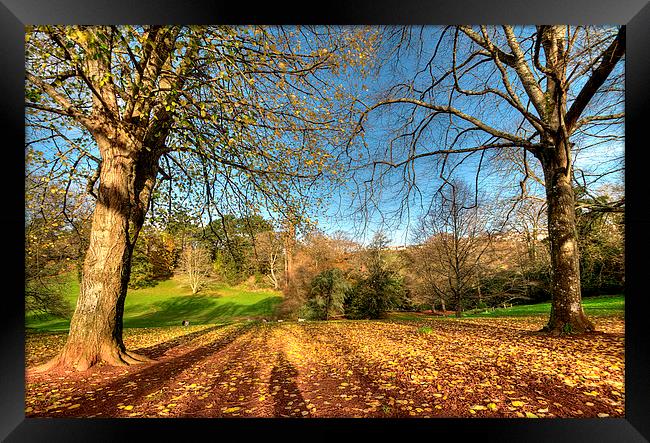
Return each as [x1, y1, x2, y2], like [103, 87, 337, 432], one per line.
[133, 324, 228, 359]
[30, 323, 254, 417]
[269, 352, 308, 418]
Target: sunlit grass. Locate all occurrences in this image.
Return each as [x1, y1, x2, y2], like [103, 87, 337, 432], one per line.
[469, 294, 624, 317]
[387, 294, 624, 321]
[26, 273, 283, 331]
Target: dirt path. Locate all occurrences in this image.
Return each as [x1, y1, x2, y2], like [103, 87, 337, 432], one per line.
[25, 318, 625, 418]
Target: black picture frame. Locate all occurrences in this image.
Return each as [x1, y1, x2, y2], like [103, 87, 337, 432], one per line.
[2, 0, 649, 441]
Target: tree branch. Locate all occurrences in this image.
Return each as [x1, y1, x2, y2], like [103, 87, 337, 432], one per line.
[25, 72, 99, 133]
[565, 26, 625, 132]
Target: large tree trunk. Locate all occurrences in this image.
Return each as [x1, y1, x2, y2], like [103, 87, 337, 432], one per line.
[540, 145, 595, 334]
[36, 134, 160, 371]
[536, 26, 595, 335]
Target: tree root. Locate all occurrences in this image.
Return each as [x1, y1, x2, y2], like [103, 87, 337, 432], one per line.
[30, 357, 63, 374]
[29, 346, 156, 373]
[117, 350, 154, 365]
[540, 316, 596, 335]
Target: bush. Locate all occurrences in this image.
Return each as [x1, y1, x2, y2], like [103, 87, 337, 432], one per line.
[25, 274, 72, 318]
[276, 287, 307, 320]
[299, 301, 326, 321]
[398, 287, 415, 311]
[238, 273, 275, 290]
[212, 251, 241, 285]
[345, 268, 406, 319]
[128, 248, 156, 289]
[307, 268, 349, 320]
[478, 265, 552, 306]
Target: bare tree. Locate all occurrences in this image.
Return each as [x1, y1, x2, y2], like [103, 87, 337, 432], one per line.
[413, 181, 492, 317]
[179, 244, 212, 294]
[350, 25, 624, 333]
[512, 198, 548, 263]
[255, 230, 283, 289]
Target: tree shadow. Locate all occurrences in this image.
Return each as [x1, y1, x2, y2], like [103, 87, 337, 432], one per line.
[132, 324, 228, 359]
[32, 323, 254, 417]
[182, 325, 273, 417]
[295, 325, 416, 418]
[269, 352, 308, 418]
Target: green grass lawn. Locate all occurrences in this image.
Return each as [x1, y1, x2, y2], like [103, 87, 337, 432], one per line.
[26, 274, 283, 332]
[388, 294, 624, 321]
[469, 294, 624, 317]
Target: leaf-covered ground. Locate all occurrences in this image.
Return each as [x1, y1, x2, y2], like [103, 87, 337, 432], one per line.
[24, 317, 624, 418]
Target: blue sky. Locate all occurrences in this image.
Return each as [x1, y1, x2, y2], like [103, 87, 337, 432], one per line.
[25, 26, 625, 247]
[306, 26, 624, 246]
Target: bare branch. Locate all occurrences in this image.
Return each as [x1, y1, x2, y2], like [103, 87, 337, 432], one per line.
[565, 26, 625, 132]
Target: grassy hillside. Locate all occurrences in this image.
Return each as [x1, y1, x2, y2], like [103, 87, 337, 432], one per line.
[26, 274, 283, 332]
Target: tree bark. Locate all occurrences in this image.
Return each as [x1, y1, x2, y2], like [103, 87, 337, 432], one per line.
[35, 134, 160, 371]
[283, 222, 296, 287]
[540, 144, 595, 334]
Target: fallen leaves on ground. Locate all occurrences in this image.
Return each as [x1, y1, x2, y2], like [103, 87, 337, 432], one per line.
[24, 316, 624, 418]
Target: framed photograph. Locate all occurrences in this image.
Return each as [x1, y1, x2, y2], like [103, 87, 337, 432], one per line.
[3, 0, 649, 440]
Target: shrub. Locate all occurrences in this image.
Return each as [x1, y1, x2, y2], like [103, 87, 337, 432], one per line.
[345, 268, 405, 319]
[128, 248, 156, 289]
[308, 268, 349, 320]
[212, 251, 241, 285]
[25, 274, 72, 318]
